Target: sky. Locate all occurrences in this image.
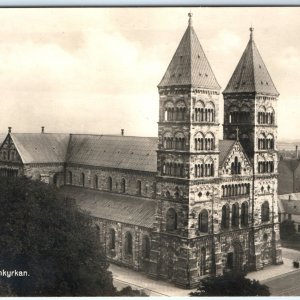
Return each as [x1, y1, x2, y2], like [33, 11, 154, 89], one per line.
[0, 7, 299, 140]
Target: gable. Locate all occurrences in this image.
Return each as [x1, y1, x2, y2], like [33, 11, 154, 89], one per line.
[220, 141, 252, 176]
[0, 134, 22, 163]
[10, 133, 70, 164]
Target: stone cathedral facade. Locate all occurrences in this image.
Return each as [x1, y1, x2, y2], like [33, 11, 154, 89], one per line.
[0, 14, 282, 288]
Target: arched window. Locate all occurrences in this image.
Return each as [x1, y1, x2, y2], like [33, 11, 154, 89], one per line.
[175, 132, 185, 150]
[206, 102, 215, 122]
[198, 210, 208, 233]
[194, 101, 205, 122]
[194, 132, 205, 151]
[228, 106, 239, 124]
[121, 178, 126, 193]
[166, 208, 177, 231]
[164, 101, 175, 121]
[137, 180, 142, 195]
[81, 173, 85, 187]
[142, 235, 151, 259]
[240, 105, 250, 123]
[108, 176, 113, 192]
[125, 232, 133, 256]
[231, 156, 241, 175]
[241, 202, 249, 227]
[163, 131, 173, 149]
[67, 171, 72, 185]
[232, 203, 239, 227]
[261, 201, 270, 222]
[221, 205, 230, 229]
[175, 100, 186, 121]
[109, 228, 116, 250]
[94, 175, 98, 189]
[205, 132, 215, 150]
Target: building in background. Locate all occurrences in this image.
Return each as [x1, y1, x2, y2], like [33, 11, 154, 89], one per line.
[278, 193, 300, 233]
[0, 14, 282, 288]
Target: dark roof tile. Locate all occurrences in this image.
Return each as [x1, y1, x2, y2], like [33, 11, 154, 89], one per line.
[223, 30, 278, 95]
[67, 134, 158, 173]
[158, 17, 220, 90]
[59, 186, 157, 228]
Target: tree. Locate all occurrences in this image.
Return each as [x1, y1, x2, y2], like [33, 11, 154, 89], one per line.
[0, 176, 116, 296]
[190, 271, 270, 296]
[280, 220, 296, 240]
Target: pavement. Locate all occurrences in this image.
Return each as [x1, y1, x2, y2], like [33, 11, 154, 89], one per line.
[109, 247, 300, 297]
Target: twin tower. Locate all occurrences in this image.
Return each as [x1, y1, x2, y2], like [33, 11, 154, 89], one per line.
[149, 14, 282, 288]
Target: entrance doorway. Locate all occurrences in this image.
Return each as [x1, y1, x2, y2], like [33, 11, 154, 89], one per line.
[226, 242, 243, 271]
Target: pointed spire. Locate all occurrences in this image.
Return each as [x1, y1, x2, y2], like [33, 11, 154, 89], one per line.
[223, 28, 278, 96]
[158, 14, 220, 90]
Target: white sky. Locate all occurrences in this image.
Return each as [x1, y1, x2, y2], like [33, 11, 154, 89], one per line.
[0, 7, 299, 140]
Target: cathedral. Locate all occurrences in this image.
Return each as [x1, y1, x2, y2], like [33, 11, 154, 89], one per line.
[0, 14, 282, 288]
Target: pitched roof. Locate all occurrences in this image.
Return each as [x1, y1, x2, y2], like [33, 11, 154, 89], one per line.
[0, 133, 6, 146]
[219, 139, 236, 166]
[223, 29, 278, 95]
[158, 15, 220, 90]
[58, 186, 157, 228]
[66, 134, 158, 173]
[278, 194, 300, 215]
[10, 133, 70, 164]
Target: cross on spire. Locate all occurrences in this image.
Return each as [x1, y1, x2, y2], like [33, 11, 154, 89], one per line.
[236, 127, 239, 141]
[249, 26, 254, 40]
[188, 11, 193, 26]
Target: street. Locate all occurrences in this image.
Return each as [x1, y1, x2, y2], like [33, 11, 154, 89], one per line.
[264, 269, 300, 296]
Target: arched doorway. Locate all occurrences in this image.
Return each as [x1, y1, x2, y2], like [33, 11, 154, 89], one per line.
[226, 241, 243, 271]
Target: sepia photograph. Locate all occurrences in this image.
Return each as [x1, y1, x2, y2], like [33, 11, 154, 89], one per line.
[0, 6, 299, 296]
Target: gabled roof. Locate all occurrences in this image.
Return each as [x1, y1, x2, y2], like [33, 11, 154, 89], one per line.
[158, 14, 220, 90]
[219, 139, 236, 166]
[59, 186, 157, 228]
[223, 28, 278, 96]
[10, 133, 70, 164]
[66, 134, 158, 173]
[0, 133, 6, 146]
[278, 194, 300, 215]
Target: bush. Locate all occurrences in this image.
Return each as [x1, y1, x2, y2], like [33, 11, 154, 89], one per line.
[0, 176, 115, 296]
[190, 271, 270, 296]
[280, 220, 296, 240]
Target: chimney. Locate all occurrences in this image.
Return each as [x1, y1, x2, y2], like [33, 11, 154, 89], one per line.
[8, 126, 12, 133]
[296, 145, 299, 159]
[41, 126, 45, 133]
[121, 129, 124, 136]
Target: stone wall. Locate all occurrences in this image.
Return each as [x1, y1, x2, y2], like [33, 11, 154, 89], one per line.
[65, 164, 156, 199]
[93, 218, 152, 272]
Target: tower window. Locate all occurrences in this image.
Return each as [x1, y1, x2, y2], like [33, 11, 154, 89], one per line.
[198, 210, 208, 233]
[221, 205, 230, 229]
[166, 208, 177, 231]
[261, 201, 270, 222]
[231, 203, 239, 227]
[241, 202, 249, 227]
